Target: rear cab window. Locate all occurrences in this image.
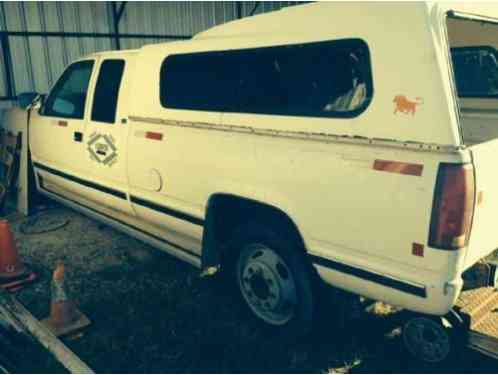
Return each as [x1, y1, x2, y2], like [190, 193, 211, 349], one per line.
[159, 39, 373, 119]
[91, 59, 126, 124]
[43, 60, 94, 119]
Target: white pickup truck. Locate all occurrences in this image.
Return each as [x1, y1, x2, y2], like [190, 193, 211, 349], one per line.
[3, 1, 498, 364]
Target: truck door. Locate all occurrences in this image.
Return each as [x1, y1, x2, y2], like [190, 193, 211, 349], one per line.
[30, 59, 96, 200]
[81, 58, 133, 215]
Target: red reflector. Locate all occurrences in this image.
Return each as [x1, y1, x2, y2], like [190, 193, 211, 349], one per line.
[146, 132, 163, 141]
[373, 159, 423, 176]
[429, 163, 475, 250]
[412, 243, 424, 257]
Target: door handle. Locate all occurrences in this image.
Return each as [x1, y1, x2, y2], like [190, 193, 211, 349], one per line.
[74, 132, 83, 142]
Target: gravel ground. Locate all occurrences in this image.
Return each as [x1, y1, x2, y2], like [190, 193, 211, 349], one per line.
[1, 199, 497, 373]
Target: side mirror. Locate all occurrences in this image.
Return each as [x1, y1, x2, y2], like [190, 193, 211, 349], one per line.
[31, 94, 46, 113]
[17, 92, 40, 109]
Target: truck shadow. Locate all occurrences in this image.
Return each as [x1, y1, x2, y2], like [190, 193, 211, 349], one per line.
[70, 252, 498, 374]
[11, 205, 498, 374]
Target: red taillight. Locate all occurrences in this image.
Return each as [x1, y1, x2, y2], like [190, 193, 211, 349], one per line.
[429, 163, 475, 250]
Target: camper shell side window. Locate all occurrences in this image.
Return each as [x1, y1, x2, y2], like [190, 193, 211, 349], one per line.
[160, 38, 373, 119]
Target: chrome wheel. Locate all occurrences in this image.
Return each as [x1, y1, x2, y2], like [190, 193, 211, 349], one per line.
[403, 317, 451, 363]
[237, 243, 297, 326]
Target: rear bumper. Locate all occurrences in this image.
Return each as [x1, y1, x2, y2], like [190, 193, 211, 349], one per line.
[310, 255, 463, 316]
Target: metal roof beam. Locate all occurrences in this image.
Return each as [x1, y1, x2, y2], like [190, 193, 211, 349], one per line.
[0, 30, 190, 40]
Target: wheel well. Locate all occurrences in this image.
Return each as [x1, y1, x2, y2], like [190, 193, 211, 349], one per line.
[201, 194, 306, 270]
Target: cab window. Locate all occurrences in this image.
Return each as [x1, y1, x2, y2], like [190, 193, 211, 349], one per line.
[43, 60, 94, 119]
[91, 59, 125, 124]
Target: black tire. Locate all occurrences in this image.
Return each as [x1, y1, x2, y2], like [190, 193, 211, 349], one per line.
[402, 314, 466, 366]
[227, 221, 315, 337]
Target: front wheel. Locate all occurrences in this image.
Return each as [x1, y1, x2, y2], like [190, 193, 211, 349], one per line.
[232, 223, 315, 336]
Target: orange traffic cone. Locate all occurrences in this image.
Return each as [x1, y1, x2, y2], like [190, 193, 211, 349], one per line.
[0, 219, 36, 291]
[42, 262, 90, 337]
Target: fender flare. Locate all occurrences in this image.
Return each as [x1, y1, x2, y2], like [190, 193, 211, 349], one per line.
[200, 193, 305, 271]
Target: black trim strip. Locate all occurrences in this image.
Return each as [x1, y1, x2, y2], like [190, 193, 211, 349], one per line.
[33, 162, 205, 228]
[37, 174, 200, 259]
[34, 162, 127, 200]
[309, 254, 427, 298]
[130, 195, 204, 227]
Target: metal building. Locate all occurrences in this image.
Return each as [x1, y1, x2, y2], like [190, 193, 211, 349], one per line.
[0, 1, 303, 103]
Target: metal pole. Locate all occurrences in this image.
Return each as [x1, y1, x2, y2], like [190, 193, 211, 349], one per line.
[236, 2, 242, 19]
[249, 2, 261, 16]
[111, 2, 120, 50]
[111, 2, 127, 50]
[0, 32, 15, 99]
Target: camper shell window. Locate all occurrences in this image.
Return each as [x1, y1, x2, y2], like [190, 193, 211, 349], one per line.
[160, 39, 373, 119]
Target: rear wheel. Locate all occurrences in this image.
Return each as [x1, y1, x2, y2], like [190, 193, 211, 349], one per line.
[237, 243, 297, 325]
[231, 222, 315, 336]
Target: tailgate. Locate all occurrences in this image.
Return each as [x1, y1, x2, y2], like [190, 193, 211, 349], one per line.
[466, 138, 498, 267]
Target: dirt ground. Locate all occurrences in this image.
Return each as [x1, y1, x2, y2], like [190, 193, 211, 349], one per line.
[2, 200, 497, 374]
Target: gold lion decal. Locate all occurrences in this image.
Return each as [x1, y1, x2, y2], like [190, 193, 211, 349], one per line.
[393, 95, 423, 115]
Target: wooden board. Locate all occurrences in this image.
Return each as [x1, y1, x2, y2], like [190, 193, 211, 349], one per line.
[0, 288, 94, 373]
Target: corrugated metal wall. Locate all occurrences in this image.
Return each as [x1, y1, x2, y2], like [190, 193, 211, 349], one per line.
[0, 1, 303, 98]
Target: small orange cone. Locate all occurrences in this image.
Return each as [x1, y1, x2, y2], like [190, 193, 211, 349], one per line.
[42, 262, 90, 337]
[0, 219, 36, 291]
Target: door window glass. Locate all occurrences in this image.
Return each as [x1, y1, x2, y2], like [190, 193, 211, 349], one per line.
[91, 59, 126, 123]
[43, 60, 94, 119]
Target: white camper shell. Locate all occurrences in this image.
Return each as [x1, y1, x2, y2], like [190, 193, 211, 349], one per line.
[4, 1, 498, 363]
